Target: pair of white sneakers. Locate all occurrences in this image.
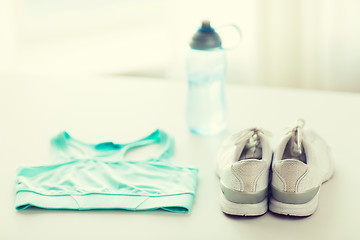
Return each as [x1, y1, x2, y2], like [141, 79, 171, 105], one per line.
[215, 119, 334, 216]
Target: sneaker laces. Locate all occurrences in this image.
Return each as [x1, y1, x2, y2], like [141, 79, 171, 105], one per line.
[285, 118, 305, 156]
[232, 127, 272, 148]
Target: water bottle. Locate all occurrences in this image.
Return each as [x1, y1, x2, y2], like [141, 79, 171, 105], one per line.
[186, 21, 239, 136]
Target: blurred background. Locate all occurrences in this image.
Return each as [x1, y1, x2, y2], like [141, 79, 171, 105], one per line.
[1, 0, 359, 92]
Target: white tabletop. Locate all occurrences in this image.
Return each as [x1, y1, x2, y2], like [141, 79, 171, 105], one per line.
[1, 75, 359, 239]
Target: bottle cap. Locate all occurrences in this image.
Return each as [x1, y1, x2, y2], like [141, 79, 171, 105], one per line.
[190, 20, 222, 50]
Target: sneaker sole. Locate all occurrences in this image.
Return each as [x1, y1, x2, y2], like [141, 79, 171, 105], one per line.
[220, 191, 268, 216]
[269, 191, 319, 216]
[269, 166, 334, 217]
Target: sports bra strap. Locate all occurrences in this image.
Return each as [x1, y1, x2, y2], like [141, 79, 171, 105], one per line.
[119, 129, 174, 162]
[51, 129, 174, 162]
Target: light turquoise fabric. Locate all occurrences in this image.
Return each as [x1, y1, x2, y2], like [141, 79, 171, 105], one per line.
[15, 130, 198, 213]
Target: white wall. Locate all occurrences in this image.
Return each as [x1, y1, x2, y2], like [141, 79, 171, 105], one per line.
[0, 0, 17, 74]
[258, 0, 360, 92]
[169, 0, 360, 92]
[1, 0, 360, 92]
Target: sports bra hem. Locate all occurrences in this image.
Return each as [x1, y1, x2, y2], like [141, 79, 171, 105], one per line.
[15, 191, 195, 213]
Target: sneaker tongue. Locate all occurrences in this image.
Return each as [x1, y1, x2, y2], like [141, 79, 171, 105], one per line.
[241, 146, 262, 160]
[289, 135, 304, 157]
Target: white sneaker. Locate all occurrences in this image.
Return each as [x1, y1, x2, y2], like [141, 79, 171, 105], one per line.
[269, 119, 334, 216]
[215, 128, 272, 216]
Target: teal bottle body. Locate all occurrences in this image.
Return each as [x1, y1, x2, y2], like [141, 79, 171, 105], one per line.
[186, 21, 227, 135]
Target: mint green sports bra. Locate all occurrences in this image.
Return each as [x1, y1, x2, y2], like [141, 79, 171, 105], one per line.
[15, 130, 198, 213]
